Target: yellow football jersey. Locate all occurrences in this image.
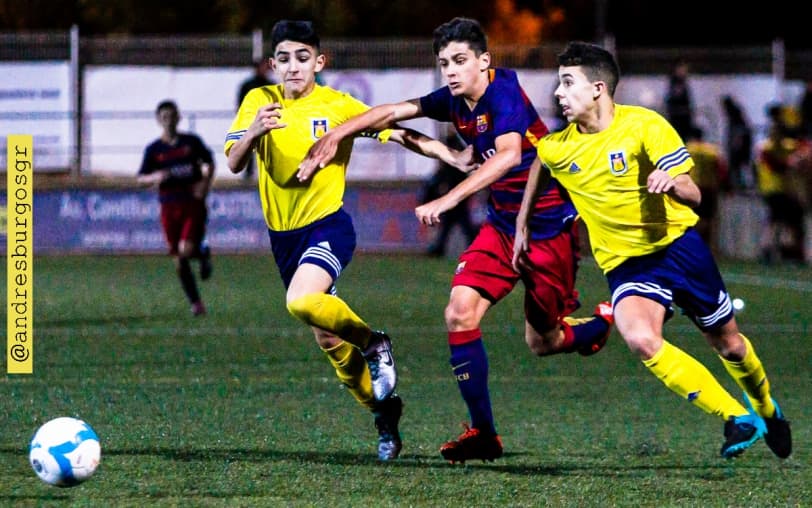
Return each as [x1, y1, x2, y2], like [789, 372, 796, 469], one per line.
[536, 104, 698, 273]
[225, 84, 389, 231]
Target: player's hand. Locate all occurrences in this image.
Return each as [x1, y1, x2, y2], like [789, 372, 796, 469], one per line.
[451, 145, 479, 173]
[647, 170, 675, 194]
[191, 179, 208, 200]
[415, 197, 453, 227]
[512, 225, 530, 272]
[298, 131, 340, 182]
[250, 103, 286, 136]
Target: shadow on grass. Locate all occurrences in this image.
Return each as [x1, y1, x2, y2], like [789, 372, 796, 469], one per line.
[92, 446, 770, 479]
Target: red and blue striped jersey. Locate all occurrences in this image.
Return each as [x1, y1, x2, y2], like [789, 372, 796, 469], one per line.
[419, 68, 576, 239]
[139, 133, 213, 203]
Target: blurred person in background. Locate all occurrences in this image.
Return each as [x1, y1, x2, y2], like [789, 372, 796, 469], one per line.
[721, 95, 754, 191]
[755, 103, 807, 265]
[236, 59, 274, 181]
[799, 79, 812, 137]
[684, 126, 728, 255]
[664, 60, 695, 140]
[138, 100, 214, 317]
[420, 130, 479, 257]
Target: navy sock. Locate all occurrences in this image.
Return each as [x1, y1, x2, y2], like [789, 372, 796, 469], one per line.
[570, 316, 609, 350]
[449, 337, 496, 435]
[177, 258, 200, 304]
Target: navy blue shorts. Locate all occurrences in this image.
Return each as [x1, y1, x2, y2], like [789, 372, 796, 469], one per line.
[606, 228, 734, 331]
[268, 208, 356, 292]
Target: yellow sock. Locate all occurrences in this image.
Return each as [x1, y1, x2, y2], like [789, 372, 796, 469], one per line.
[719, 334, 776, 418]
[287, 293, 372, 348]
[323, 341, 375, 410]
[643, 340, 747, 419]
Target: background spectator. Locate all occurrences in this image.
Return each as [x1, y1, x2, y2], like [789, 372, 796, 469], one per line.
[236, 59, 273, 181]
[755, 104, 807, 264]
[685, 126, 728, 255]
[420, 132, 478, 257]
[721, 95, 754, 191]
[664, 60, 695, 140]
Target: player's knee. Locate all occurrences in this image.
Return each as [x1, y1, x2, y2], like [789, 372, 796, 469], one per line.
[623, 330, 660, 358]
[177, 241, 195, 259]
[444, 302, 473, 330]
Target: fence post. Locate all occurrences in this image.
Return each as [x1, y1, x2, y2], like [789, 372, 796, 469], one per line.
[252, 28, 263, 61]
[70, 24, 80, 177]
[772, 38, 785, 102]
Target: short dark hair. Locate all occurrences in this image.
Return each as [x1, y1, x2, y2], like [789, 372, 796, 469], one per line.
[432, 17, 487, 56]
[271, 20, 320, 53]
[155, 100, 177, 114]
[557, 41, 620, 96]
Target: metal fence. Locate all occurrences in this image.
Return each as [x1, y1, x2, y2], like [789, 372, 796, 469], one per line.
[2, 29, 810, 179]
[2, 29, 811, 79]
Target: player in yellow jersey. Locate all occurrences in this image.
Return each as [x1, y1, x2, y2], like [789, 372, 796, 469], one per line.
[684, 126, 728, 254]
[514, 41, 791, 459]
[224, 20, 474, 461]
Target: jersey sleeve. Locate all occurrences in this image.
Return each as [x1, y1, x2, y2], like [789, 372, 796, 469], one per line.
[644, 111, 693, 177]
[192, 135, 214, 164]
[419, 87, 453, 122]
[224, 86, 281, 155]
[138, 144, 154, 175]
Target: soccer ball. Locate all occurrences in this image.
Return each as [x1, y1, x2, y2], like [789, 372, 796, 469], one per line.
[29, 417, 101, 487]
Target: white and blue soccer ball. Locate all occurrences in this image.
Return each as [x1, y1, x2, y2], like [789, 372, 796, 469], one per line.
[29, 417, 101, 487]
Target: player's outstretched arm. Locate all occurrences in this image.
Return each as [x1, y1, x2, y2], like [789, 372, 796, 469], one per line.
[297, 99, 422, 181]
[513, 156, 551, 271]
[416, 132, 521, 227]
[390, 128, 478, 173]
[136, 169, 169, 187]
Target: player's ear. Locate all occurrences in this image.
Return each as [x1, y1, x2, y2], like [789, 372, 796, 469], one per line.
[593, 81, 605, 100]
[315, 53, 326, 73]
[479, 51, 491, 71]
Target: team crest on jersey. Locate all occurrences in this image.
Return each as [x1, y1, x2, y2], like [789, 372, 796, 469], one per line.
[569, 162, 581, 173]
[311, 118, 329, 140]
[476, 114, 489, 133]
[609, 151, 628, 175]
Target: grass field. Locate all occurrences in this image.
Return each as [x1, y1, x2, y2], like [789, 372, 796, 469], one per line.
[1, 253, 810, 507]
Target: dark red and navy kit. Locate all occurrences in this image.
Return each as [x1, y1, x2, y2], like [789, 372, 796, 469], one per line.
[139, 134, 213, 255]
[139, 134, 213, 203]
[419, 68, 577, 240]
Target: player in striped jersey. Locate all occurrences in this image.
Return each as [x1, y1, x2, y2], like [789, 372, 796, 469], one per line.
[299, 18, 614, 464]
[515, 41, 791, 459]
[138, 100, 214, 317]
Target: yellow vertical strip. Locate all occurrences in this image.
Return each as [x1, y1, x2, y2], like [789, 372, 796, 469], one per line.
[7, 134, 33, 374]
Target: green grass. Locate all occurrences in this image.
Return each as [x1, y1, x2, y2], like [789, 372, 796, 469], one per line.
[1, 253, 810, 507]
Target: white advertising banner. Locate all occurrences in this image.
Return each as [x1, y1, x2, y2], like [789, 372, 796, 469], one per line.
[83, 67, 439, 180]
[13, 63, 783, 179]
[0, 62, 73, 170]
